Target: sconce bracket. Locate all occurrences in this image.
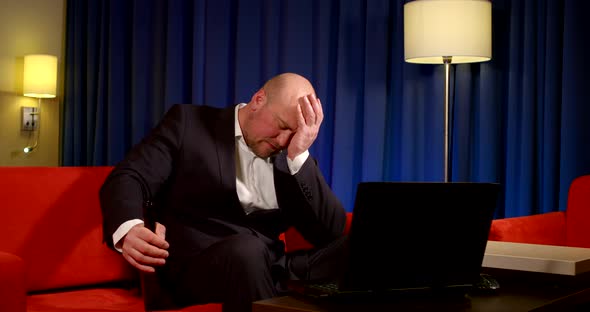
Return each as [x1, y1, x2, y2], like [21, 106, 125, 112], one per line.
[22, 106, 39, 131]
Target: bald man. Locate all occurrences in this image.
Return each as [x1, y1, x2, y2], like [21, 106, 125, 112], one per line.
[100, 73, 348, 312]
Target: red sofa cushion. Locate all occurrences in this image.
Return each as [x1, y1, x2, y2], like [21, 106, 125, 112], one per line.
[284, 212, 353, 252]
[0, 167, 136, 292]
[27, 288, 221, 312]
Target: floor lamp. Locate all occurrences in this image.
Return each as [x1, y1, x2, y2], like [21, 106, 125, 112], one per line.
[404, 0, 492, 182]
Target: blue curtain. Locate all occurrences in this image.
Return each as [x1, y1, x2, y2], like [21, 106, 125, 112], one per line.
[63, 0, 590, 217]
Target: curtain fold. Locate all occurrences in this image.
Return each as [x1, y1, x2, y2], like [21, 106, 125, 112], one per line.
[63, 0, 590, 217]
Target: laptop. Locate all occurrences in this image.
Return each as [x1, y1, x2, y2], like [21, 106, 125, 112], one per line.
[295, 181, 501, 301]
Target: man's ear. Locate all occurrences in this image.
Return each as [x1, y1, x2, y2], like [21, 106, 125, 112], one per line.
[250, 88, 266, 111]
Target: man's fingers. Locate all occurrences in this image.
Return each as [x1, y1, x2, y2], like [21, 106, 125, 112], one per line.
[315, 97, 324, 124]
[127, 245, 167, 265]
[303, 94, 323, 127]
[139, 225, 170, 250]
[122, 252, 156, 273]
[134, 235, 169, 259]
[121, 238, 167, 272]
[295, 100, 306, 127]
[304, 95, 317, 125]
[299, 95, 317, 126]
[155, 222, 167, 240]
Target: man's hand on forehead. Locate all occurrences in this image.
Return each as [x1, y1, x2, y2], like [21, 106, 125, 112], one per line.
[286, 94, 323, 160]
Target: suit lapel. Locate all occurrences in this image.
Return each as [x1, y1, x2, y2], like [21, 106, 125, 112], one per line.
[213, 106, 240, 202]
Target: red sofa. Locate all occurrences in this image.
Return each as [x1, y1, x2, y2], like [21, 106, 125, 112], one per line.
[0, 166, 352, 312]
[488, 174, 590, 248]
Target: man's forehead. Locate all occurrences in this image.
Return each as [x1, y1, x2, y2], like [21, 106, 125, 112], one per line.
[272, 105, 298, 128]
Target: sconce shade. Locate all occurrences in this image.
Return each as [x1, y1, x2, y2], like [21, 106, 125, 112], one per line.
[404, 0, 492, 64]
[23, 54, 58, 98]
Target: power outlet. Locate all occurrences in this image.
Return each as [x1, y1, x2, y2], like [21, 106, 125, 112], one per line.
[22, 107, 39, 131]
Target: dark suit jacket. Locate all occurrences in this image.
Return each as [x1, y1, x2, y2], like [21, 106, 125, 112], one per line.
[99, 104, 346, 262]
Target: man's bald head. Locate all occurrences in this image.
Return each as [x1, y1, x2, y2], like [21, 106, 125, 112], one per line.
[262, 73, 315, 109]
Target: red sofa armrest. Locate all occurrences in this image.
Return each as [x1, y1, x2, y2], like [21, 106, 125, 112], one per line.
[0, 251, 26, 312]
[284, 212, 353, 253]
[488, 211, 567, 246]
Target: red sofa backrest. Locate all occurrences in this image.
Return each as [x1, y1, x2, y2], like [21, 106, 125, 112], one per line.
[566, 175, 590, 248]
[0, 166, 136, 292]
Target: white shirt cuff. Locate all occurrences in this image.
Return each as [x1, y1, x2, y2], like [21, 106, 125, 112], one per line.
[287, 150, 309, 175]
[112, 219, 144, 252]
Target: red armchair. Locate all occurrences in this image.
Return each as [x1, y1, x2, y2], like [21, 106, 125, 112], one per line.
[489, 175, 590, 248]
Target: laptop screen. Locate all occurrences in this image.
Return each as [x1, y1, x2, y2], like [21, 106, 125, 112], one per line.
[341, 182, 501, 292]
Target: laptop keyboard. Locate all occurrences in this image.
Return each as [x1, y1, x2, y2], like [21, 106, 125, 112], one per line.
[306, 282, 340, 295]
[301, 281, 473, 301]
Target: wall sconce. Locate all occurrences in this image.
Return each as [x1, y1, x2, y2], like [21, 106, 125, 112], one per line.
[22, 54, 58, 154]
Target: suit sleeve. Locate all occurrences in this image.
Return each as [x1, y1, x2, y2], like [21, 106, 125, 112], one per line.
[273, 153, 346, 247]
[99, 104, 186, 249]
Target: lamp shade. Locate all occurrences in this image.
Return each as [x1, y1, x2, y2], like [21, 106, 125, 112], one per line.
[404, 0, 492, 64]
[23, 54, 58, 98]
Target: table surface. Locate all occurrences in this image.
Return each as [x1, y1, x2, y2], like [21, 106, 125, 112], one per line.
[483, 241, 590, 275]
[253, 269, 590, 312]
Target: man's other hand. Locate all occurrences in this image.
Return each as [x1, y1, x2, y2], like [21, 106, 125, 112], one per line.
[287, 94, 323, 160]
[121, 222, 169, 273]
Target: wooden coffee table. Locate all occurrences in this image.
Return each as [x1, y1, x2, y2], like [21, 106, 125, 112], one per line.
[253, 271, 590, 312]
[254, 242, 590, 311]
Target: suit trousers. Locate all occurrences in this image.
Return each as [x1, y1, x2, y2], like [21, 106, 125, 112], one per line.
[164, 229, 349, 312]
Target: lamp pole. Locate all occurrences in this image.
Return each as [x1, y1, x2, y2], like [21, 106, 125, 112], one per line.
[443, 56, 452, 183]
